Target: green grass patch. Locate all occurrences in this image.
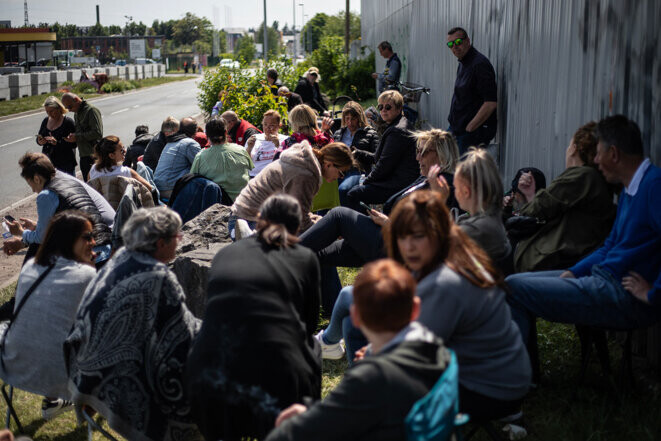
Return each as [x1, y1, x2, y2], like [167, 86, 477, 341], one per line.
[0, 76, 196, 118]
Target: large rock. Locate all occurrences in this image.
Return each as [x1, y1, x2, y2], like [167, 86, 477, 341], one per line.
[171, 204, 233, 318]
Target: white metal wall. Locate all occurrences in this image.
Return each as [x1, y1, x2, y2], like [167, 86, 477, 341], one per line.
[362, 0, 661, 181]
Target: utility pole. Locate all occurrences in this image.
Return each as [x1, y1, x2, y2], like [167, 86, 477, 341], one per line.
[344, 0, 350, 55]
[24, 0, 29, 26]
[292, 0, 297, 59]
[263, 0, 268, 63]
[299, 2, 305, 54]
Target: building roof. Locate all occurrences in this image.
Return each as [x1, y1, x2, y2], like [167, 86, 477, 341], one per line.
[0, 28, 56, 43]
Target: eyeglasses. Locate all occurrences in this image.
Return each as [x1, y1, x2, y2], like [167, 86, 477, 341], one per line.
[334, 165, 345, 178]
[447, 38, 464, 49]
[377, 104, 393, 112]
[80, 232, 95, 242]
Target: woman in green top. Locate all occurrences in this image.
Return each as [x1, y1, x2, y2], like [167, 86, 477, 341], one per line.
[513, 121, 616, 272]
[190, 117, 254, 202]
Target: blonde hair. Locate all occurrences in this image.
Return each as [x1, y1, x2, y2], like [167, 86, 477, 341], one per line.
[378, 90, 404, 111]
[43, 96, 67, 114]
[341, 101, 368, 129]
[289, 104, 318, 137]
[413, 129, 460, 174]
[455, 148, 503, 215]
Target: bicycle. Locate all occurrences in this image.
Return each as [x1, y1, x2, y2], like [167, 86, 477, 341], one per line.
[398, 81, 431, 125]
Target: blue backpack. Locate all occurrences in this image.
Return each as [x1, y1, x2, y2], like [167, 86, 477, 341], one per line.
[405, 350, 468, 441]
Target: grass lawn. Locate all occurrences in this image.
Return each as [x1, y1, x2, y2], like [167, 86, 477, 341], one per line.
[1, 268, 660, 440]
[0, 76, 197, 118]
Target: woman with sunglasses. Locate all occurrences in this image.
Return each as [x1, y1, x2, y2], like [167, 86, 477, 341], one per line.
[344, 90, 419, 213]
[0, 211, 97, 420]
[88, 135, 152, 191]
[232, 142, 355, 234]
[65, 207, 201, 441]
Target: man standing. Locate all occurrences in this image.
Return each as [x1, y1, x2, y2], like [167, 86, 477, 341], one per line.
[446, 27, 497, 153]
[220, 111, 261, 147]
[506, 115, 661, 346]
[371, 41, 401, 93]
[62, 92, 103, 181]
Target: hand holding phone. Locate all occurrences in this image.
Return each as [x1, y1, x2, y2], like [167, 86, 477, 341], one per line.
[4, 215, 15, 223]
[359, 201, 372, 213]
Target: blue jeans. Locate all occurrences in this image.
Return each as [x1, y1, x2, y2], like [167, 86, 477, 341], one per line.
[345, 183, 399, 214]
[338, 171, 361, 208]
[449, 125, 496, 155]
[322, 286, 367, 365]
[506, 267, 661, 345]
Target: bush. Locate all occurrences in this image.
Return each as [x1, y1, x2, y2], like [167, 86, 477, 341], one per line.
[197, 59, 301, 131]
[72, 82, 98, 94]
[100, 80, 137, 93]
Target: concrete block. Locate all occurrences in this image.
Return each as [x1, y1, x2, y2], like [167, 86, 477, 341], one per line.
[0, 67, 23, 75]
[50, 71, 68, 91]
[0, 76, 9, 101]
[66, 69, 82, 82]
[135, 65, 144, 80]
[29, 66, 56, 72]
[31, 72, 51, 96]
[105, 67, 118, 77]
[143, 64, 153, 78]
[9, 74, 31, 99]
[127, 67, 136, 80]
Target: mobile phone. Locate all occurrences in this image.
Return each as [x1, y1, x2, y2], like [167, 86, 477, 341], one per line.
[4, 215, 15, 223]
[359, 201, 372, 213]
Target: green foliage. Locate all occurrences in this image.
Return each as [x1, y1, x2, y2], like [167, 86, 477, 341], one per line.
[301, 10, 361, 53]
[234, 35, 257, 65]
[254, 23, 282, 58]
[322, 11, 361, 42]
[100, 80, 136, 93]
[172, 12, 213, 47]
[301, 13, 329, 52]
[308, 36, 375, 101]
[72, 82, 98, 94]
[197, 61, 303, 130]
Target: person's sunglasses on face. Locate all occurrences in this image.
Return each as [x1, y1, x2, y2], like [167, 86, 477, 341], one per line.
[447, 38, 464, 49]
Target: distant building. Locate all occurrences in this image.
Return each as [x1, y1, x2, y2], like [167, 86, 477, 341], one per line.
[59, 35, 164, 57]
[223, 28, 247, 53]
[0, 27, 56, 65]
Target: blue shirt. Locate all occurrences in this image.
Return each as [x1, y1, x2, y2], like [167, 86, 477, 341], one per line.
[153, 137, 202, 192]
[377, 53, 401, 93]
[569, 162, 661, 305]
[448, 46, 497, 135]
[340, 128, 355, 147]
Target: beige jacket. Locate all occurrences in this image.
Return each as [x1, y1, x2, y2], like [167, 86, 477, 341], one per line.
[232, 141, 322, 232]
[88, 175, 155, 210]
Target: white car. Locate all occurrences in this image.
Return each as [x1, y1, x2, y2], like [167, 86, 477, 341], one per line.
[219, 58, 240, 69]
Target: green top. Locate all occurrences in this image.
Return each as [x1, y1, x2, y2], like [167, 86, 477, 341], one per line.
[190, 142, 254, 201]
[73, 100, 103, 157]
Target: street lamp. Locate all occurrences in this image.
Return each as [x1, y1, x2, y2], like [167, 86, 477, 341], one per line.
[124, 15, 133, 59]
[299, 2, 305, 54]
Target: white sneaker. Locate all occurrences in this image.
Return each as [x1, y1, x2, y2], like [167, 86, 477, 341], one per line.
[41, 397, 74, 420]
[315, 330, 345, 360]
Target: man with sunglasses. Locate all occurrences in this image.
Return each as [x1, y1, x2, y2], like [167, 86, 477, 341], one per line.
[446, 27, 497, 154]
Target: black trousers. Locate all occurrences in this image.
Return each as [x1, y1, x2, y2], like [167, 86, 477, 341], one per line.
[79, 155, 94, 182]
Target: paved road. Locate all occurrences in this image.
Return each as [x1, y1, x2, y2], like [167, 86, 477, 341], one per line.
[0, 78, 202, 209]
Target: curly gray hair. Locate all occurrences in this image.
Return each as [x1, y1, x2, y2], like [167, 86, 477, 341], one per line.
[121, 207, 182, 254]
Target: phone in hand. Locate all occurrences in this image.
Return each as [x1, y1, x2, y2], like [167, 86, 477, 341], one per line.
[359, 201, 372, 213]
[4, 215, 15, 223]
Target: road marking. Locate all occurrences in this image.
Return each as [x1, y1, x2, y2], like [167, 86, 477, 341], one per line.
[111, 108, 129, 115]
[132, 105, 140, 108]
[0, 136, 31, 148]
[166, 93, 178, 98]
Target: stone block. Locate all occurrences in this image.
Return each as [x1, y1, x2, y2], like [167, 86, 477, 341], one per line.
[29, 66, 56, 72]
[0, 67, 23, 75]
[0, 76, 9, 101]
[9, 74, 31, 99]
[50, 71, 68, 91]
[66, 69, 82, 82]
[105, 67, 118, 77]
[171, 204, 233, 318]
[31, 72, 51, 96]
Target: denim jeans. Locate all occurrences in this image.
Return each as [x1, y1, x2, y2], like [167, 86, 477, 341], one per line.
[506, 267, 661, 345]
[322, 286, 367, 365]
[345, 183, 398, 214]
[338, 171, 361, 208]
[449, 125, 496, 155]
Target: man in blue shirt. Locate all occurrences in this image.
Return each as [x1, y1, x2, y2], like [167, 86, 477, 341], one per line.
[446, 27, 497, 154]
[506, 115, 661, 346]
[371, 41, 401, 93]
[153, 116, 201, 198]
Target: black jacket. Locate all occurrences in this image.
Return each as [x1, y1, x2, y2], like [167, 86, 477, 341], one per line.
[286, 92, 304, 112]
[265, 334, 450, 441]
[294, 77, 327, 114]
[363, 115, 419, 191]
[333, 126, 380, 172]
[123, 133, 154, 169]
[142, 131, 167, 171]
[46, 175, 112, 246]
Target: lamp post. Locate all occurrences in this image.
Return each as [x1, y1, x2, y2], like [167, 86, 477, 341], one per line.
[263, 0, 268, 62]
[124, 15, 133, 59]
[299, 2, 305, 54]
[292, 0, 297, 59]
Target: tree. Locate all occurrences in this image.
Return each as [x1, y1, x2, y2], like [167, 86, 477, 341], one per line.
[234, 34, 256, 65]
[255, 22, 281, 59]
[108, 25, 122, 35]
[300, 13, 329, 53]
[173, 12, 213, 46]
[322, 11, 360, 41]
[87, 23, 108, 36]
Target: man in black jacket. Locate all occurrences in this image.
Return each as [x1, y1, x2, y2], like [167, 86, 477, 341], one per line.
[294, 67, 329, 116]
[265, 259, 451, 441]
[123, 125, 153, 169]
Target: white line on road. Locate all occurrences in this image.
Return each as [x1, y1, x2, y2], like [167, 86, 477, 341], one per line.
[132, 105, 140, 108]
[0, 136, 32, 148]
[111, 108, 129, 115]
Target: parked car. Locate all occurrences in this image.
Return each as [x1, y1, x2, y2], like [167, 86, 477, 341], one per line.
[135, 58, 156, 65]
[115, 59, 127, 66]
[219, 58, 240, 69]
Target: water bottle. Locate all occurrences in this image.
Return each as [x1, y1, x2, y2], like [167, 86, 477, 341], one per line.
[2, 222, 12, 240]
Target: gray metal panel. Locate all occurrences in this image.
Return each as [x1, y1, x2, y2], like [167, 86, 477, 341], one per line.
[362, 0, 661, 182]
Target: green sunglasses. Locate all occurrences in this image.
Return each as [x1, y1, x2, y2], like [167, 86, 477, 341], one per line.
[447, 38, 464, 49]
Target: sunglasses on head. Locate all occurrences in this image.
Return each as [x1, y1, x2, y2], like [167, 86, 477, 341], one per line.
[377, 104, 393, 112]
[447, 38, 464, 49]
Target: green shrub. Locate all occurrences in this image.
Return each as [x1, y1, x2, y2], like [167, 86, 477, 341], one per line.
[100, 83, 114, 93]
[59, 80, 75, 87]
[198, 63, 292, 131]
[72, 82, 98, 94]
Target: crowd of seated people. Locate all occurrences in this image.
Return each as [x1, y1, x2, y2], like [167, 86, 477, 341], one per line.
[0, 69, 658, 441]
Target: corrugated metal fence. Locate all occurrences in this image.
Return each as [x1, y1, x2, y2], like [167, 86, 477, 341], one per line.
[362, 0, 661, 370]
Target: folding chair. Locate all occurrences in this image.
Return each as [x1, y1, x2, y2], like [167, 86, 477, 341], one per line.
[81, 408, 118, 441]
[1, 383, 23, 433]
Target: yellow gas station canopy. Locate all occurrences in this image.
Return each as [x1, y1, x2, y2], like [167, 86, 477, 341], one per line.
[0, 28, 56, 43]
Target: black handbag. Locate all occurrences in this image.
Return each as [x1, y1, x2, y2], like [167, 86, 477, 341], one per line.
[505, 216, 546, 241]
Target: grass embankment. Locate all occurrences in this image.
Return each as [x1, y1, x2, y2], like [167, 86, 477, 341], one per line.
[0, 76, 197, 118]
[1, 267, 660, 440]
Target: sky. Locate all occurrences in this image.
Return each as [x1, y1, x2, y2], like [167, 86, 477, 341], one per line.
[2, 0, 361, 30]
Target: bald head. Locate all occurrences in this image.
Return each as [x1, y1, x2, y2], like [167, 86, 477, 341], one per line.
[180, 117, 198, 137]
[61, 93, 82, 112]
[220, 111, 239, 131]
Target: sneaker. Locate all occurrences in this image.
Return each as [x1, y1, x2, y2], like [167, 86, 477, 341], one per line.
[314, 330, 345, 360]
[41, 398, 74, 420]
